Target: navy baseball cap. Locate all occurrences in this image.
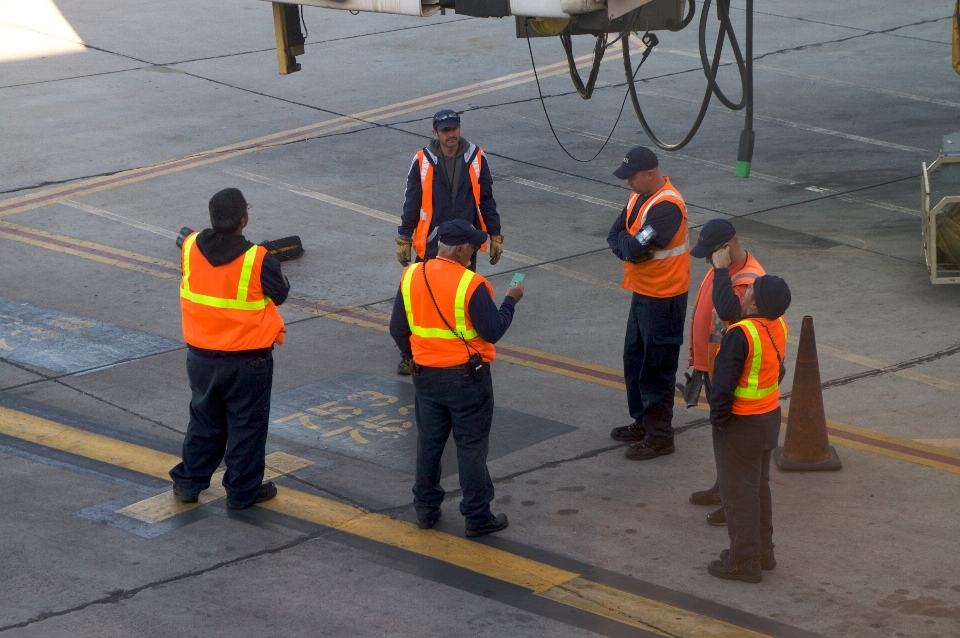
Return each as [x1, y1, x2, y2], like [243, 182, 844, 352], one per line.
[437, 220, 487, 247]
[613, 146, 659, 179]
[690, 218, 737, 258]
[432, 109, 461, 131]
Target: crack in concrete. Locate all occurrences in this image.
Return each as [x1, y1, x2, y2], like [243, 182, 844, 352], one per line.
[813, 342, 960, 393]
[0, 529, 328, 633]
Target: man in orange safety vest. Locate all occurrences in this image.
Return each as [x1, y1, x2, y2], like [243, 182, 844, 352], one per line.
[707, 275, 791, 584]
[395, 110, 504, 376]
[683, 219, 765, 527]
[170, 188, 290, 510]
[607, 146, 690, 461]
[389, 220, 523, 538]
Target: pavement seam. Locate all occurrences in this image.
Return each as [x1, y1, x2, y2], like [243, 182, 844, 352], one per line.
[0, 530, 329, 633]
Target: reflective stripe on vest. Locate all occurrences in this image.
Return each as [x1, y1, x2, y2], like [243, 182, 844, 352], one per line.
[401, 262, 479, 340]
[180, 233, 270, 310]
[627, 187, 689, 260]
[732, 317, 789, 399]
[411, 146, 487, 259]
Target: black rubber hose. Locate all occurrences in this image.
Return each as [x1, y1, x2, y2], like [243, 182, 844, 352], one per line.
[698, 0, 746, 110]
[560, 31, 607, 100]
[622, 20, 727, 151]
[669, 0, 696, 32]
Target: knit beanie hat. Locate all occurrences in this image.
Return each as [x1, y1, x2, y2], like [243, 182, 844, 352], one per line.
[753, 275, 791, 319]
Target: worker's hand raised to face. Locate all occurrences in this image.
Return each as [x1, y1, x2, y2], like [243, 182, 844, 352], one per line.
[711, 244, 732, 269]
[506, 281, 524, 302]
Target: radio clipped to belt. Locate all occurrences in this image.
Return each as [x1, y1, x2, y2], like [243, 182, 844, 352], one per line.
[421, 265, 486, 382]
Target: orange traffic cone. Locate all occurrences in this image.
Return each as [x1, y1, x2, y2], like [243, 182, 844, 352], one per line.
[774, 315, 842, 471]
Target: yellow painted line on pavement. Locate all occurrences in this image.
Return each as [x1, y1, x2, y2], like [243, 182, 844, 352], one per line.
[119, 451, 313, 523]
[0, 405, 180, 477]
[0, 43, 643, 220]
[0, 405, 770, 637]
[914, 438, 960, 452]
[541, 577, 768, 638]
[3, 220, 960, 476]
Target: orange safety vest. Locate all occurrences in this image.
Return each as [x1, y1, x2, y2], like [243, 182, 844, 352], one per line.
[400, 257, 497, 367]
[727, 316, 789, 416]
[411, 144, 488, 260]
[690, 253, 765, 377]
[179, 232, 285, 351]
[621, 176, 690, 298]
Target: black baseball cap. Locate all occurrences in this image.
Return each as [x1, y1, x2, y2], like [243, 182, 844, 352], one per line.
[613, 146, 659, 179]
[432, 109, 461, 131]
[752, 275, 791, 319]
[690, 218, 737, 258]
[437, 220, 487, 247]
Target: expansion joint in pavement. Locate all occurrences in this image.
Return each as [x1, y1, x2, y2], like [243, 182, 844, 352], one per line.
[0, 529, 329, 633]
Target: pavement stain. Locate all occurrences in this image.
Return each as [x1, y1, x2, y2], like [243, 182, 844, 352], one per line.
[878, 591, 960, 619]
[556, 509, 578, 515]
[557, 486, 585, 492]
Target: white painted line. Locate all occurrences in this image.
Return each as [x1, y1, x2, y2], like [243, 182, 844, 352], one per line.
[61, 200, 179, 239]
[492, 173, 621, 209]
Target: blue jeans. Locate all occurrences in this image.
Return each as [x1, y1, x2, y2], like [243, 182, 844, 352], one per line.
[623, 292, 687, 445]
[169, 354, 273, 509]
[712, 409, 781, 568]
[412, 364, 495, 528]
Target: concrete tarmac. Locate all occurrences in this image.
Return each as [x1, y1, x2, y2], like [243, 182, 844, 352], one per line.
[1, 0, 959, 636]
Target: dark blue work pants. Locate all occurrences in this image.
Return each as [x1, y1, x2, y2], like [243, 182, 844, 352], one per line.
[412, 364, 495, 528]
[169, 354, 273, 509]
[712, 409, 781, 569]
[623, 291, 688, 445]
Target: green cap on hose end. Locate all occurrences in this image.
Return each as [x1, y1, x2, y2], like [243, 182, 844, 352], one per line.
[735, 129, 755, 179]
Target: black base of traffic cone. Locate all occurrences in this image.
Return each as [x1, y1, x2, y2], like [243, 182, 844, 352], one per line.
[774, 446, 842, 472]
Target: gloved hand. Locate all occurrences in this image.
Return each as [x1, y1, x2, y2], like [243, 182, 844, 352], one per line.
[396, 237, 412, 267]
[489, 235, 504, 265]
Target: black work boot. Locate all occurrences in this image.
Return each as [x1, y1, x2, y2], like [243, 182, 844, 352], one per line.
[172, 484, 199, 503]
[417, 510, 442, 530]
[610, 420, 646, 442]
[721, 548, 776, 570]
[624, 440, 675, 461]
[465, 513, 509, 538]
[708, 558, 762, 583]
[689, 485, 722, 506]
[706, 507, 727, 526]
[227, 481, 278, 510]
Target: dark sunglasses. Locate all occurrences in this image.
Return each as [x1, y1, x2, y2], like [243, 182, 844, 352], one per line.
[434, 113, 459, 128]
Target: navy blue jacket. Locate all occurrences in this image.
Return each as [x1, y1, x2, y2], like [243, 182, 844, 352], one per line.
[399, 141, 501, 260]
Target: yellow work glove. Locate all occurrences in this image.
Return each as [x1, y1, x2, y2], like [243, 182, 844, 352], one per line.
[396, 237, 412, 267]
[489, 235, 504, 265]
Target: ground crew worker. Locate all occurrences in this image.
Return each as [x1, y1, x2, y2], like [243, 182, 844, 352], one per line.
[607, 147, 690, 461]
[389, 220, 522, 537]
[683, 219, 765, 526]
[170, 188, 290, 510]
[395, 109, 503, 376]
[707, 275, 790, 584]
